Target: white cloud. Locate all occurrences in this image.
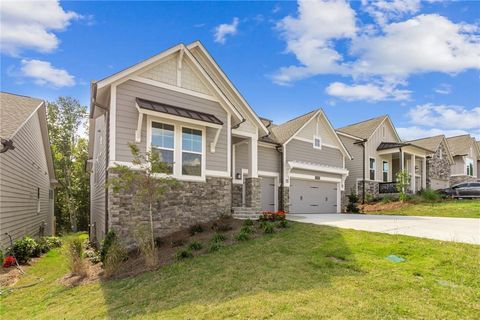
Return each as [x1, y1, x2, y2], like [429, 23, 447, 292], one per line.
[0, 0, 80, 55]
[325, 81, 411, 101]
[214, 17, 240, 44]
[20, 59, 75, 87]
[397, 126, 475, 141]
[434, 83, 452, 95]
[273, 0, 356, 84]
[407, 103, 480, 130]
[362, 0, 421, 25]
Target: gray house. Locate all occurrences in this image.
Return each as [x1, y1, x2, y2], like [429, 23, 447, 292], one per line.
[446, 135, 479, 186]
[406, 135, 454, 190]
[336, 115, 431, 201]
[88, 41, 350, 242]
[0, 92, 56, 248]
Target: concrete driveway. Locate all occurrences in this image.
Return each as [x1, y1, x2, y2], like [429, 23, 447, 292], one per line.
[288, 214, 480, 245]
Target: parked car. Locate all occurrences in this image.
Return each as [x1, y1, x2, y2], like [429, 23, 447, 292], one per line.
[439, 182, 480, 198]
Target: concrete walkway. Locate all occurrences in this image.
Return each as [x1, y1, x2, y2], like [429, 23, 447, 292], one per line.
[288, 213, 480, 245]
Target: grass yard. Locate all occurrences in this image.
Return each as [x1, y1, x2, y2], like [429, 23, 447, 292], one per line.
[366, 199, 480, 219]
[1, 223, 479, 319]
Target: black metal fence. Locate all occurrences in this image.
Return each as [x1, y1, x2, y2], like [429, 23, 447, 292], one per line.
[379, 182, 398, 194]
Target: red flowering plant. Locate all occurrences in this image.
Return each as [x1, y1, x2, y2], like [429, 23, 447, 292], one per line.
[260, 210, 286, 222]
[3, 256, 16, 268]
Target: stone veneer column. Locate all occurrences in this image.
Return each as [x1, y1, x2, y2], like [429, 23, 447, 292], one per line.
[281, 186, 290, 213]
[244, 177, 261, 210]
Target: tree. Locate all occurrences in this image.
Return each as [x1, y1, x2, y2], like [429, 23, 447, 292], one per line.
[108, 143, 178, 267]
[47, 97, 88, 233]
[396, 170, 411, 202]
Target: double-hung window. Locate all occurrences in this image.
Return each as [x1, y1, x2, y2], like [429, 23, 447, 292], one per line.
[369, 158, 376, 181]
[382, 161, 389, 182]
[151, 122, 175, 174]
[466, 158, 474, 176]
[182, 128, 202, 176]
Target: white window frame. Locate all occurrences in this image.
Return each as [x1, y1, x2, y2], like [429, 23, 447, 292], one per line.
[369, 157, 376, 181]
[382, 160, 389, 182]
[439, 148, 443, 160]
[313, 135, 322, 150]
[147, 116, 206, 182]
[466, 158, 474, 176]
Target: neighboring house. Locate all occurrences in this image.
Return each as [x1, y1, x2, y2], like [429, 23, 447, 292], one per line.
[0, 92, 56, 249]
[336, 115, 432, 201]
[478, 141, 480, 180]
[88, 41, 350, 243]
[406, 135, 454, 190]
[446, 135, 480, 186]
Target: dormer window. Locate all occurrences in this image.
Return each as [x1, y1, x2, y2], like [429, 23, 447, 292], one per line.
[313, 135, 322, 149]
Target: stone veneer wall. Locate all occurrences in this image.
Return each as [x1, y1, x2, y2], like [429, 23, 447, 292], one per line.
[356, 180, 379, 199]
[426, 142, 451, 188]
[244, 177, 261, 210]
[450, 175, 477, 186]
[232, 184, 243, 207]
[280, 186, 290, 213]
[108, 172, 232, 244]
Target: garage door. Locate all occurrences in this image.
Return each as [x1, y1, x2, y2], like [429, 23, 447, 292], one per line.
[260, 176, 275, 212]
[430, 178, 449, 190]
[290, 179, 337, 213]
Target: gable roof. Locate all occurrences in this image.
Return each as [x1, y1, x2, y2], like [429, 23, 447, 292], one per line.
[447, 134, 479, 157]
[336, 115, 388, 140]
[407, 134, 454, 164]
[0, 92, 44, 139]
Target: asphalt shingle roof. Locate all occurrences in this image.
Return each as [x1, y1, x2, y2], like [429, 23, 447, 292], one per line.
[446, 135, 476, 156]
[336, 115, 387, 139]
[0, 92, 43, 139]
[407, 135, 444, 152]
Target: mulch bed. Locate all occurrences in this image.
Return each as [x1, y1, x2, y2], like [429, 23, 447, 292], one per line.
[359, 201, 411, 212]
[0, 258, 38, 288]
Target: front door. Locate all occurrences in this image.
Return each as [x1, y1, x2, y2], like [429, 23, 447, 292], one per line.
[260, 176, 275, 212]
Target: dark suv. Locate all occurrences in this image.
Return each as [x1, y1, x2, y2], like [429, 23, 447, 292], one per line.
[440, 182, 480, 198]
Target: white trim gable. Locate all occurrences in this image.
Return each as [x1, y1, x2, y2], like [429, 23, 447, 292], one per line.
[369, 116, 402, 143]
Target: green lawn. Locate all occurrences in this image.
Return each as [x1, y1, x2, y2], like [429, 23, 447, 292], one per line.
[1, 224, 479, 319]
[368, 199, 480, 218]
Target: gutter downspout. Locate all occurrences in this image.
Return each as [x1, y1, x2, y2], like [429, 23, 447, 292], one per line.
[275, 145, 283, 211]
[354, 139, 367, 204]
[105, 110, 110, 237]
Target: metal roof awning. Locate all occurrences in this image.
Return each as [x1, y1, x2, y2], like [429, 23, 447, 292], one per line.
[377, 142, 409, 151]
[136, 98, 223, 126]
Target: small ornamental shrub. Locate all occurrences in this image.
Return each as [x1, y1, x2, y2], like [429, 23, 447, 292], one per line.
[104, 238, 127, 278]
[84, 250, 101, 264]
[43, 236, 62, 248]
[135, 226, 158, 268]
[65, 238, 86, 277]
[100, 230, 117, 264]
[209, 243, 221, 253]
[263, 222, 275, 234]
[171, 239, 186, 247]
[175, 249, 193, 260]
[259, 211, 286, 222]
[188, 241, 203, 251]
[243, 219, 254, 227]
[235, 231, 250, 241]
[240, 226, 253, 234]
[3, 255, 16, 268]
[8, 237, 38, 264]
[212, 222, 232, 232]
[189, 224, 204, 236]
[419, 188, 440, 202]
[211, 233, 226, 243]
[276, 219, 288, 228]
[154, 237, 164, 248]
[35, 238, 51, 255]
[346, 193, 360, 213]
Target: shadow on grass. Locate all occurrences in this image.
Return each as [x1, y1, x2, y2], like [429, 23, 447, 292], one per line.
[99, 222, 361, 318]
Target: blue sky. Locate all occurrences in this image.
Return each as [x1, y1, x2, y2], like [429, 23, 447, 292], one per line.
[1, 0, 479, 140]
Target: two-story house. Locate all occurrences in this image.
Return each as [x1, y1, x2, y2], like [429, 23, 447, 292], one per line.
[446, 135, 480, 186]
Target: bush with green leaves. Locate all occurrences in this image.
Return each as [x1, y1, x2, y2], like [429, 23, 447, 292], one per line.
[235, 231, 250, 241]
[43, 236, 62, 248]
[276, 219, 288, 228]
[8, 237, 38, 264]
[211, 222, 232, 232]
[84, 250, 101, 264]
[175, 249, 193, 260]
[346, 193, 360, 213]
[65, 238, 86, 276]
[418, 188, 440, 202]
[104, 238, 127, 278]
[209, 243, 221, 253]
[171, 239, 186, 247]
[188, 241, 203, 251]
[211, 233, 226, 243]
[100, 230, 117, 263]
[262, 222, 275, 234]
[243, 219, 254, 227]
[189, 224, 204, 236]
[240, 226, 253, 234]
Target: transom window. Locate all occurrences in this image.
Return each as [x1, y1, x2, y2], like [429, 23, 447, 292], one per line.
[313, 135, 322, 149]
[151, 122, 174, 174]
[382, 161, 389, 182]
[369, 158, 376, 181]
[182, 128, 202, 176]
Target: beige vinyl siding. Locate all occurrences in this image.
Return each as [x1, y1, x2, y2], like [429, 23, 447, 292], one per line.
[115, 80, 228, 172]
[0, 111, 53, 248]
[451, 156, 466, 175]
[364, 120, 399, 179]
[286, 139, 343, 168]
[296, 115, 337, 146]
[90, 114, 107, 242]
[258, 145, 280, 173]
[339, 135, 364, 195]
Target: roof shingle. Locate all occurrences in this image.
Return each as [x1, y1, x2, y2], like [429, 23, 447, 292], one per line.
[336, 115, 387, 139]
[261, 110, 319, 145]
[0, 92, 43, 139]
[446, 135, 476, 156]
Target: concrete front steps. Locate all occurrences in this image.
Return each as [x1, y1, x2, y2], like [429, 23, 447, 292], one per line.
[232, 207, 261, 220]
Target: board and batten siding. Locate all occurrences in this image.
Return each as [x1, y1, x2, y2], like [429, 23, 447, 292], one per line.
[286, 139, 343, 168]
[90, 114, 107, 242]
[0, 111, 53, 248]
[338, 135, 363, 195]
[364, 120, 399, 179]
[115, 80, 228, 172]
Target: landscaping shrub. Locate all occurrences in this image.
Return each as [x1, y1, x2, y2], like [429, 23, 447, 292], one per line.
[276, 219, 288, 228]
[212, 222, 232, 232]
[262, 222, 275, 234]
[100, 230, 117, 263]
[240, 226, 253, 234]
[243, 219, 254, 227]
[209, 243, 221, 253]
[211, 233, 226, 243]
[8, 237, 38, 264]
[154, 237, 164, 248]
[104, 238, 127, 278]
[171, 239, 186, 247]
[235, 231, 250, 241]
[418, 188, 441, 202]
[188, 241, 203, 251]
[346, 193, 360, 213]
[84, 250, 101, 264]
[65, 238, 86, 277]
[189, 224, 204, 236]
[175, 249, 193, 260]
[259, 211, 286, 222]
[43, 236, 62, 248]
[380, 195, 395, 204]
[134, 226, 158, 268]
[35, 238, 51, 255]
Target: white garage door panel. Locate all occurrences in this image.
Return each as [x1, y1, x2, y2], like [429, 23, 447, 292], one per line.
[261, 176, 275, 212]
[290, 179, 337, 214]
